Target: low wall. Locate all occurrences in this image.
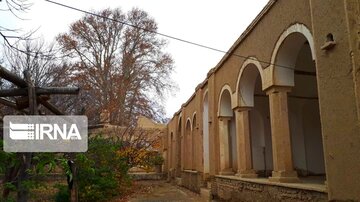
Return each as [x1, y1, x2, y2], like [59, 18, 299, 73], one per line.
[181, 170, 203, 193]
[212, 176, 328, 202]
[129, 172, 166, 180]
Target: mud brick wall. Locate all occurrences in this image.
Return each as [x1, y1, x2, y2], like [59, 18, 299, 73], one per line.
[213, 177, 327, 202]
[181, 171, 203, 193]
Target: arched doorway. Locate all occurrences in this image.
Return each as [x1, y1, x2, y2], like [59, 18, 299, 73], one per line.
[185, 119, 192, 170]
[252, 76, 273, 177]
[218, 86, 237, 175]
[272, 25, 325, 183]
[176, 117, 182, 177]
[203, 92, 210, 174]
[192, 114, 197, 170]
[170, 132, 173, 171]
[237, 60, 273, 177]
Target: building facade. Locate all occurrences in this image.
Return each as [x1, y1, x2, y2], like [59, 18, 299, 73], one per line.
[162, 0, 360, 201]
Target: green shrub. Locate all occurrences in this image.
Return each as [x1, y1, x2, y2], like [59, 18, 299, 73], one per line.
[75, 136, 130, 201]
[151, 153, 164, 165]
[54, 184, 70, 202]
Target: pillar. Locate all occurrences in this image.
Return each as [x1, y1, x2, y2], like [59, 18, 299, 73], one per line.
[218, 116, 234, 175]
[187, 131, 192, 170]
[234, 107, 258, 178]
[169, 136, 173, 170]
[191, 128, 196, 170]
[266, 86, 299, 183]
[176, 132, 182, 177]
[181, 135, 185, 171]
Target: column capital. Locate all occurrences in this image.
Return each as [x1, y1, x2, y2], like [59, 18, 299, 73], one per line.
[265, 86, 292, 95]
[233, 106, 252, 112]
[218, 116, 232, 121]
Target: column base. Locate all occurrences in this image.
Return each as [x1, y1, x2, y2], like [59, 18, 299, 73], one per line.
[269, 170, 300, 183]
[175, 177, 182, 186]
[219, 168, 235, 176]
[236, 170, 258, 178]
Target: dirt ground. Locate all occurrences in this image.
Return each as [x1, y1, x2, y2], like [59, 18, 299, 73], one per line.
[111, 180, 206, 202]
[0, 179, 206, 202]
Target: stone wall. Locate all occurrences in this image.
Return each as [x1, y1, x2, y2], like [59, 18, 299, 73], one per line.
[181, 171, 203, 193]
[213, 177, 327, 202]
[129, 172, 166, 181]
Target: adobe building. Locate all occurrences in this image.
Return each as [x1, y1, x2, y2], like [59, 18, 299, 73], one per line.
[162, 0, 360, 201]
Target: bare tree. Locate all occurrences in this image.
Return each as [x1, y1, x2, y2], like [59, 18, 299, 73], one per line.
[0, 0, 34, 53]
[57, 8, 176, 126]
[4, 39, 62, 86]
[1, 38, 80, 118]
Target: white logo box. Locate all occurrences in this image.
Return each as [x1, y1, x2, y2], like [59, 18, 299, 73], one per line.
[3, 115, 88, 152]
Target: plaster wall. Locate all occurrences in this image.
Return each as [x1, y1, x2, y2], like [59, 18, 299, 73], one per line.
[310, 0, 360, 199]
[250, 97, 273, 175]
[229, 116, 237, 172]
[163, 0, 360, 200]
[213, 0, 313, 96]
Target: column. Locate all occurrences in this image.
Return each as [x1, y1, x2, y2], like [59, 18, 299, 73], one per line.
[266, 86, 299, 183]
[169, 137, 173, 177]
[218, 116, 234, 175]
[185, 132, 191, 170]
[191, 129, 196, 170]
[181, 135, 185, 171]
[176, 133, 182, 177]
[234, 107, 258, 178]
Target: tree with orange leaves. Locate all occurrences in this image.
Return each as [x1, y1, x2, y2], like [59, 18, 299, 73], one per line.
[57, 8, 175, 126]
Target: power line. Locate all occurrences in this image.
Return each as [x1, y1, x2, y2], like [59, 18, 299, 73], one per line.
[44, 0, 297, 71]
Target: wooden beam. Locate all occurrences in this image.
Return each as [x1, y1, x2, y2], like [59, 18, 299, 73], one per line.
[0, 87, 80, 97]
[36, 87, 80, 95]
[0, 98, 29, 114]
[294, 70, 316, 76]
[15, 95, 50, 110]
[38, 99, 65, 115]
[254, 94, 318, 100]
[0, 88, 27, 97]
[0, 65, 27, 88]
[0, 97, 17, 108]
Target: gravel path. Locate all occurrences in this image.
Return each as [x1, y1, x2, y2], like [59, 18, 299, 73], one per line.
[113, 180, 206, 202]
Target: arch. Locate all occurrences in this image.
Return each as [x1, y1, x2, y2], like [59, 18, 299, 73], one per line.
[192, 112, 197, 129]
[185, 118, 192, 170]
[202, 89, 209, 102]
[217, 85, 237, 174]
[272, 23, 326, 181]
[268, 23, 316, 88]
[176, 115, 183, 176]
[236, 57, 265, 107]
[203, 91, 210, 174]
[169, 132, 174, 171]
[218, 84, 234, 117]
[186, 118, 192, 131]
[177, 113, 183, 133]
[192, 113, 197, 170]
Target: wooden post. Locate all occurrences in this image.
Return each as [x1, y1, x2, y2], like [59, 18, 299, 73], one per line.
[0, 66, 80, 202]
[17, 71, 37, 202]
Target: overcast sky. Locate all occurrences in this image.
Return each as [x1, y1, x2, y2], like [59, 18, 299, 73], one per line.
[0, 0, 269, 118]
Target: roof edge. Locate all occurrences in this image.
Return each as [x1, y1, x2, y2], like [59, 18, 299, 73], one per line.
[212, 0, 277, 75]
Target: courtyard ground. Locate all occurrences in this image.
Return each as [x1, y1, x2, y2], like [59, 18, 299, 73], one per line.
[112, 180, 206, 202]
[1, 178, 208, 201]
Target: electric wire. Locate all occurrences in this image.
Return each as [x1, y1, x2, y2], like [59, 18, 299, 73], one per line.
[44, 0, 299, 72]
